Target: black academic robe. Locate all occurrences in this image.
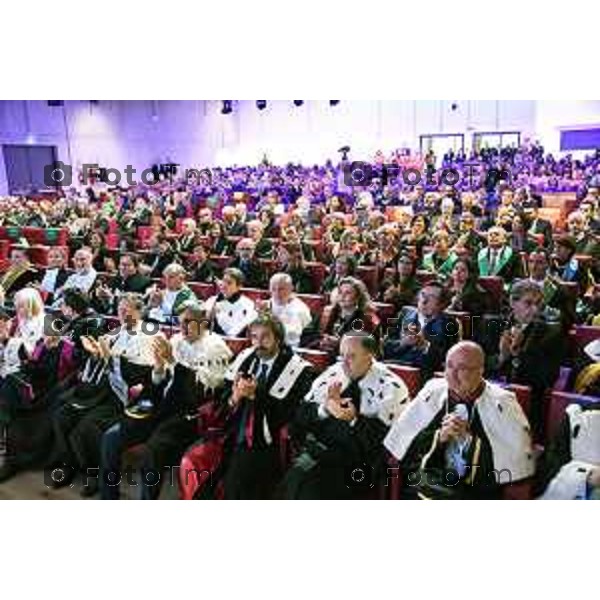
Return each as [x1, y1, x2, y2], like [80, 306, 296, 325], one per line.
[143, 250, 176, 279]
[283, 265, 314, 294]
[191, 346, 315, 499]
[394, 401, 505, 499]
[485, 318, 563, 438]
[93, 273, 152, 314]
[52, 355, 154, 475]
[283, 379, 391, 500]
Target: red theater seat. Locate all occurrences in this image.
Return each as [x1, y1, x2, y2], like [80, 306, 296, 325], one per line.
[224, 336, 251, 355]
[296, 348, 331, 372]
[572, 325, 600, 349]
[478, 276, 505, 303]
[385, 364, 421, 398]
[210, 255, 233, 272]
[305, 262, 326, 292]
[296, 294, 326, 317]
[241, 287, 270, 303]
[355, 266, 379, 296]
[188, 281, 216, 300]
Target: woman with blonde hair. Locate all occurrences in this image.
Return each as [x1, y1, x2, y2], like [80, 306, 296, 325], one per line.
[0, 288, 77, 482]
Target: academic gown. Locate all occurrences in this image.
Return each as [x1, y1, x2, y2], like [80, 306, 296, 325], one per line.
[0, 339, 77, 469]
[100, 332, 232, 500]
[484, 317, 564, 439]
[281, 360, 409, 499]
[179, 345, 314, 500]
[384, 379, 535, 499]
[537, 402, 600, 499]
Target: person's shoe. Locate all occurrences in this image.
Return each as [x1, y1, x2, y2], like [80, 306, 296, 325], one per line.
[0, 462, 17, 484]
[80, 480, 99, 498]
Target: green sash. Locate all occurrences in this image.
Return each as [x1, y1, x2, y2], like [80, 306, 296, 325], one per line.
[422, 252, 458, 277]
[477, 246, 513, 276]
[172, 287, 196, 315]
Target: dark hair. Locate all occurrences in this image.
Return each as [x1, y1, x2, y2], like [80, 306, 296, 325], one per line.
[335, 253, 357, 275]
[62, 288, 90, 314]
[421, 280, 452, 308]
[341, 330, 379, 356]
[452, 257, 478, 287]
[249, 313, 286, 346]
[411, 214, 430, 229]
[528, 248, 550, 262]
[556, 235, 576, 255]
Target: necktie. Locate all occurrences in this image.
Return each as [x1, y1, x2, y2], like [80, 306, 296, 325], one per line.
[489, 250, 498, 274]
[342, 378, 362, 413]
[237, 362, 269, 448]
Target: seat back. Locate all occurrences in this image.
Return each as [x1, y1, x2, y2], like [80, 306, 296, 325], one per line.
[545, 391, 599, 443]
[385, 364, 421, 398]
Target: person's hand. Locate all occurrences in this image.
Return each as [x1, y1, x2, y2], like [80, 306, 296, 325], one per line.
[327, 380, 343, 403]
[509, 327, 525, 355]
[499, 330, 513, 359]
[148, 287, 163, 308]
[44, 335, 61, 349]
[232, 374, 257, 405]
[97, 337, 112, 359]
[138, 264, 152, 277]
[439, 413, 469, 444]
[152, 337, 173, 367]
[336, 399, 358, 422]
[411, 330, 428, 349]
[587, 466, 600, 489]
[81, 336, 100, 356]
[0, 320, 10, 343]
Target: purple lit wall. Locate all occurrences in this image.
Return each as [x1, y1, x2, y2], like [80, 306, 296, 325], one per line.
[0, 100, 539, 194]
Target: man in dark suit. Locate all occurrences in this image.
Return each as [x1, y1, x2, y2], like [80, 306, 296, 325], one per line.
[222, 205, 246, 237]
[551, 236, 589, 291]
[523, 201, 553, 249]
[229, 238, 268, 289]
[179, 314, 315, 499]
[383, 282, 460, 378]
[92, 253, 152, 315]
[484, 280, 563, 440]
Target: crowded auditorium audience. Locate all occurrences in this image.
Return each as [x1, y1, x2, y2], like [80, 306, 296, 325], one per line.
[0, 139, 599, 499]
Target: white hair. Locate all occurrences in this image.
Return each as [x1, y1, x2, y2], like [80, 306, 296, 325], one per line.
[14, 287, 45, 319]
[270, 272, 293, 289]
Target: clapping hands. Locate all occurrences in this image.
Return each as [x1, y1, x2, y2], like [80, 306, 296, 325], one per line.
[325, 381, 357, 422]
